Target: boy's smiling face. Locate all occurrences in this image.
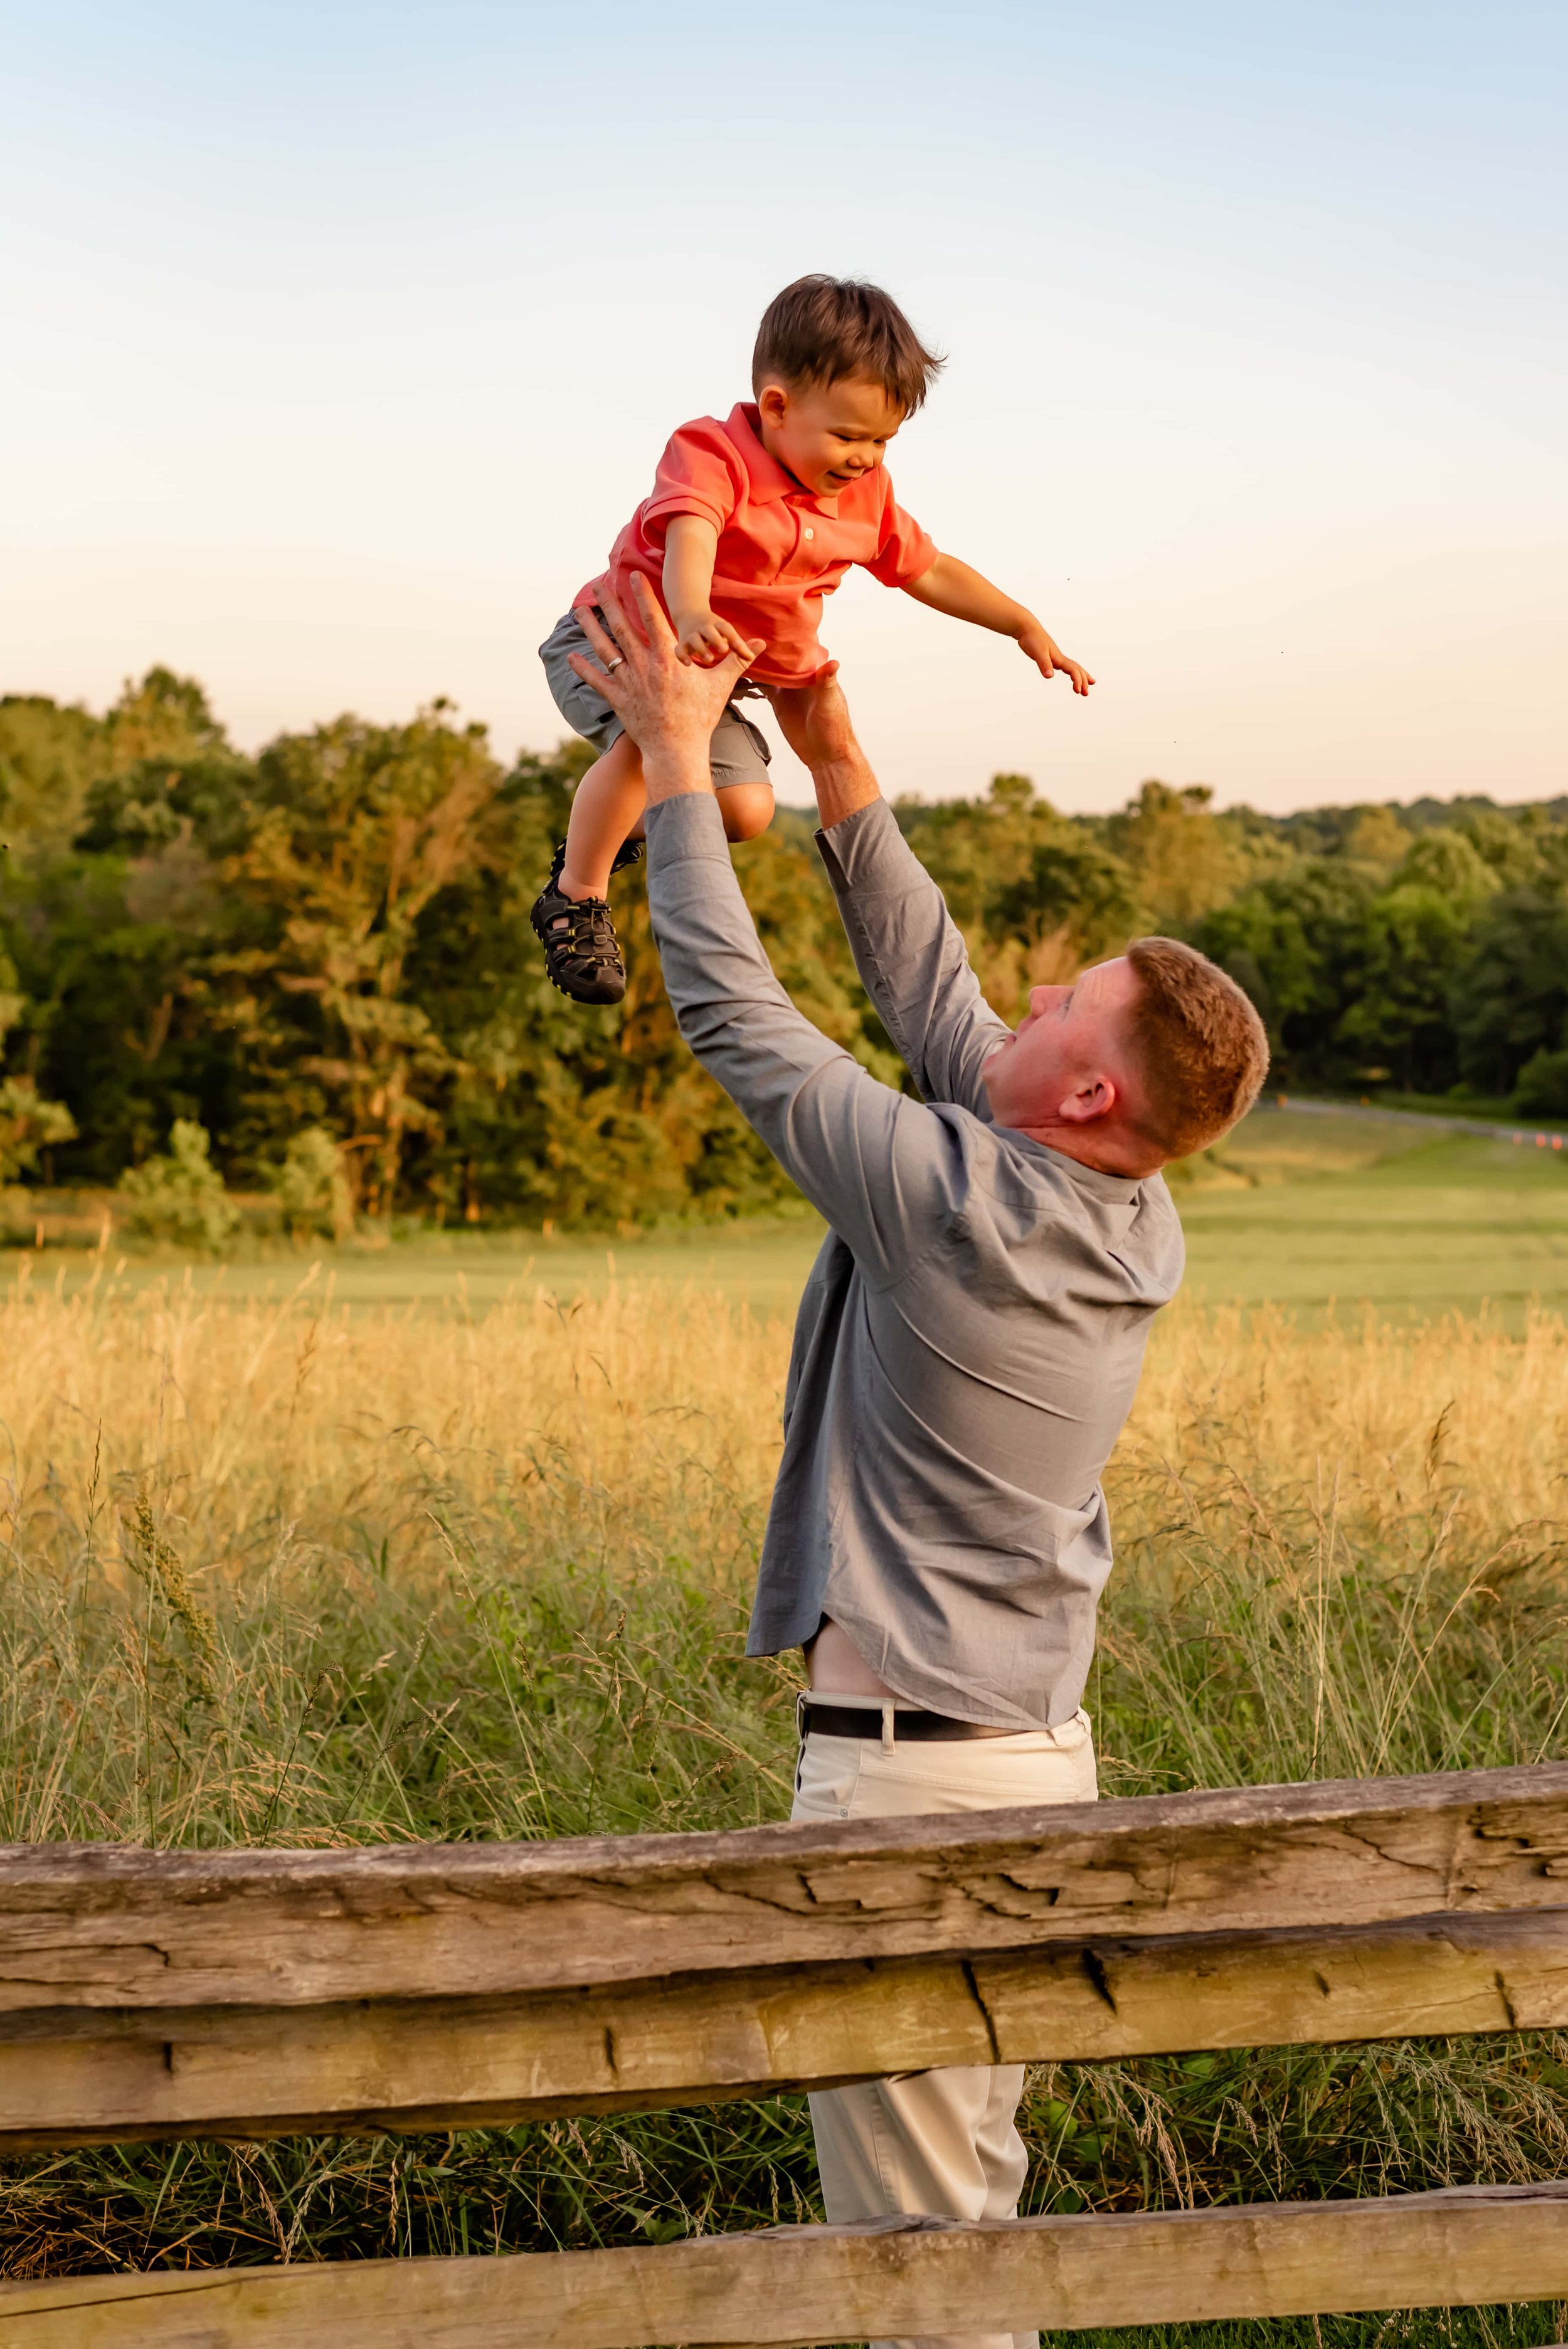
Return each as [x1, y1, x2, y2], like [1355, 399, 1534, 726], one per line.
[755, 374, 905, 497]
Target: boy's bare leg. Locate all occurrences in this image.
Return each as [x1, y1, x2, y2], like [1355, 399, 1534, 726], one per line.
[562, 748, 774, 906]
[559, 734, 647, 902]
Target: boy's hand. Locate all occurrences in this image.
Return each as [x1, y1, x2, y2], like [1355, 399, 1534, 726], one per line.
[571, 580, 763, 800]
[674, 609, 756, 669]
[902, 556, 1095, 697]
[1018, 625, 1094, 696]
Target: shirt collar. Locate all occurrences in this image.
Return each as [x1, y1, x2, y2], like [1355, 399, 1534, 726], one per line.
[1008, 1130, 1149, 1207]
[724, 402, 841, 515]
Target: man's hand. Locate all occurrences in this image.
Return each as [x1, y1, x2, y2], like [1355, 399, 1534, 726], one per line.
[674, 608, 756, 669]
[766, 664, 881, 830]
[570, 580, 763, 802]
[1017, 624, 1094, 696]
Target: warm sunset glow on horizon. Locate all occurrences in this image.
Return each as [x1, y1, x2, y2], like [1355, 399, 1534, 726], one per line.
[3, 1, 1563, 815]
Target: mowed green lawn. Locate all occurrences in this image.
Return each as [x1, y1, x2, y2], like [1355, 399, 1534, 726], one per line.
[58, 1103, 1568, 1324]
[82, 1211, 829, 1319]
[1179, 1104, 1568, 1325]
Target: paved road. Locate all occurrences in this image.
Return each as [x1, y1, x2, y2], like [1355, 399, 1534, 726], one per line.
[1271, 1095, 1567, 1145]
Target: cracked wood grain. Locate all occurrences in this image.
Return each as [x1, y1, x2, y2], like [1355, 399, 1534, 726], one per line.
[0, 1909, 1565, 2150]
[1, 1764, 1567, 2013]
[4, 2182, 1568, 2344]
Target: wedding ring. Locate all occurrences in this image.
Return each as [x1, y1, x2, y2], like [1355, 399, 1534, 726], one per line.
[604, 656, 625, 674]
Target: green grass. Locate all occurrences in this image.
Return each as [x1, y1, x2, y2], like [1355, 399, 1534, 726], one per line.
[1179, 1113, 1568, 1327]
[29, 1098, 1568, 1332]
[6, 1487, 1568, 2336]
[43, 1100, 1567, 1332]
[4, 1121, 1568, 2341]
[0, 1280, 1565, 2349]
[48, 1207, 831, 1319]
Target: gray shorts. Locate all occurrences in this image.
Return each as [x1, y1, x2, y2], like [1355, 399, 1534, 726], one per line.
[538, 608, 773, 791]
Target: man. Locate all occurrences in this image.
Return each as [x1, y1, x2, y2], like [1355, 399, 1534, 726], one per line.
[568, 582, 1268, 2349]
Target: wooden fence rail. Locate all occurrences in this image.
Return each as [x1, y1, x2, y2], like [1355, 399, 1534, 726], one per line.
[3, 1763, 1567, 2343]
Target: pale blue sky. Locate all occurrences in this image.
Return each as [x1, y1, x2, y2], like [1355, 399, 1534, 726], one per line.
[3, 1, 1563, 810]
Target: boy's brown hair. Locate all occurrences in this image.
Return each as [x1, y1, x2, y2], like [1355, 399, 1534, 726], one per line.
[1125, 936, 1269, 1161]
[753, 275, 943, 416]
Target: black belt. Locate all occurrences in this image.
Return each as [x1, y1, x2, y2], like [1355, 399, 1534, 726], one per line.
[800, 1700, 1017, 1742]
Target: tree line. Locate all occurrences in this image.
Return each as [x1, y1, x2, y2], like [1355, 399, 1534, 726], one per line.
[1, 667, 1564, 1231]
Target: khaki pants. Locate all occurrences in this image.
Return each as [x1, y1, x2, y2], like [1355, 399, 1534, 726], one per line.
[791, 1707, 1098, 2349]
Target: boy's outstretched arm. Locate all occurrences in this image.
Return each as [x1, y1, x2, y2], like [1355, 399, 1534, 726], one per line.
[901, 553, 1094, 694]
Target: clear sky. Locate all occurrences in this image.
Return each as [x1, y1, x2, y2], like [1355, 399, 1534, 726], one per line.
[3, 1, 1564, 813]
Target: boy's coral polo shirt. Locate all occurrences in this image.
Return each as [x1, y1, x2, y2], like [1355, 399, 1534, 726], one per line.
[579, 402, 936, 690]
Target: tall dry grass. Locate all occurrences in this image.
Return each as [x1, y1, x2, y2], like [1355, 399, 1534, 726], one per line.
[0, 1262, 796, 1848]
[3, 1266, 1564, 1838]
[1, 1263, 1567, 2335]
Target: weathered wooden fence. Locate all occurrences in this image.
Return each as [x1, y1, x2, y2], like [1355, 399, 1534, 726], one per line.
[3, 1762, 1568, 2343]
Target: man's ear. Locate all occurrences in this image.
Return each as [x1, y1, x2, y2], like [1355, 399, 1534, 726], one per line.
[1056, 1075, 1117, 1126]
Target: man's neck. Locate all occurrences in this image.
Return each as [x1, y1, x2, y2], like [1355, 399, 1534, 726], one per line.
[1007, 1119, 1165, 1180]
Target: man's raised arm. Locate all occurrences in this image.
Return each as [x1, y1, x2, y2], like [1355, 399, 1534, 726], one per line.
[766, 672, 1010, 1114]
[566, 586, 966, 1288]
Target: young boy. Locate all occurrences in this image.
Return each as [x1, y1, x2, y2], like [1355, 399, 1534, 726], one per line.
[532, 273, 1093, 1004]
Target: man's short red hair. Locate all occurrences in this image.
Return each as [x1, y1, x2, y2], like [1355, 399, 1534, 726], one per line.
[1125, 936, 1269, 1161]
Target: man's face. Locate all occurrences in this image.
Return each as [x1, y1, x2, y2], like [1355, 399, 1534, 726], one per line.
[982, 957, 1145, 1138]
[755, 374, 904, 497]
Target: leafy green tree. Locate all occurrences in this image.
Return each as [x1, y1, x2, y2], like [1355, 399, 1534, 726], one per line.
[6, 661, 1568, 1227]
[0, 671, 250, 1181]
[405, 750, 891, 1228]
[1329, 830, 1501, 1089]
[222, 703, 508, 1216]
[0, 696, 106, 864]
[0, 1079, 76, 1183]
[1456, 807, 1564, 889]
[4, 753, 254, 1180]
[989, 831, 1141, 961]
[1453, 888, 1568, 1098]
[895, 774, 1142, 1020]
[1194, 861, 1377, 1077]
[1340, 805, 1411, 873]
[117, 1119, 239, 1250]
[100, 666, 227, 772]
[0, 667, 230, 866]
[266, 1127, 354, 1241]
[1514, 1048, 1568, 1117]
[1335, 883, 1475, 1088]
[1104, 781, 1254, 932]
[1389, 827, 1500, 908]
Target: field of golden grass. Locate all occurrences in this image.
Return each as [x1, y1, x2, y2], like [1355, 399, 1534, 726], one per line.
[3, 1270, 1567, 1837]
[6, 1266, 1563, 1607]
[1, 1271, 1566, 2332]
